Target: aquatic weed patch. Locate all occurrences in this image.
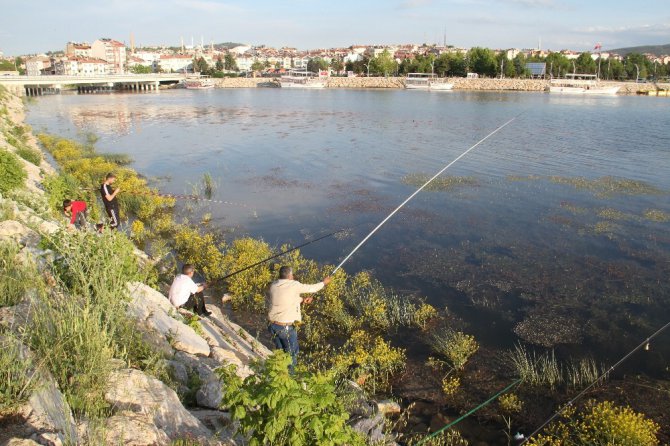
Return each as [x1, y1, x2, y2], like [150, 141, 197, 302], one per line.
[401, 173, 479, 192]
[644, 209, 670, 223]
[548, 175, 664, 198]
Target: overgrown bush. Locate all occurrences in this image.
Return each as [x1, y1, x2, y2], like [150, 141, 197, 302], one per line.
[528, 400, 660, 446]
[218, 351, 367, 446]
[173, 225, 227, 280]
[222, 237, 274, 311]
[0, 150, 27, 194]
[0, 335, 38, 413]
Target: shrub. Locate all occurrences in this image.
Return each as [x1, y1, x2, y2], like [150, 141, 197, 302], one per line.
[0, 241, 40, 307]
[0, 150, 27, 193]
[329, 330, 406, 393]
[218, 351, 366, 446]
[16, 146, 42, 165]
[0, 335, 38, 413]
[222, 237, 274, 311]
[173, 225, 227, 281]
[527, 400, 660, 446]
[430, 330, 479, 372]
[508, 344, 562, 389]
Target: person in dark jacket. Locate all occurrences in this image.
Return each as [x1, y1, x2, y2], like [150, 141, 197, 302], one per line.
[100, 173, 121, 229]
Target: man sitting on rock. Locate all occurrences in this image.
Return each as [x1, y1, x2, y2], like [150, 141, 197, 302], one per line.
[62, 199, 88, 230]
[168, 264, 211, 316]
[267, 266, 331, 372]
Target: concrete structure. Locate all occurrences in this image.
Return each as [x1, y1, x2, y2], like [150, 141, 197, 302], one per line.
[91, 38, 127, 74]
[157, 54, 192, 73]
[26, 56, 51, 76]
[53, 58, 107, 76]
[0, 73, 185, 96]
[65, 42, 92, 58]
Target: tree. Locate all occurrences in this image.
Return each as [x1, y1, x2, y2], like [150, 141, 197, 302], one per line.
[370, 50, 396, 77]
[306, 57, 329, 73]
[467, 47, 497, 77]
[224, 53, 238, 71]
[130, 65, 153, 74]
[433, 54, 451, 77]
[445, 52, 467, 77]
[250, 60, 265, 72]
[330, 58, 344, 75]
[623, 53, 650, 80]
[513, 53, 529, 77]
[215, 56, 224, 71]
[545, 52, 571, 78]
[192, 57, 209, 74]
[575, 52, 597, 74]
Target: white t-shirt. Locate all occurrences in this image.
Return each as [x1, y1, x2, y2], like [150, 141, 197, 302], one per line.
[168, 274, 200, 307]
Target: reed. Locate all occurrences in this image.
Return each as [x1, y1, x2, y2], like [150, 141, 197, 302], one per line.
[508, 343, 562, 389]
[202, 172, 215, 199]
[0, 241, 39, 307]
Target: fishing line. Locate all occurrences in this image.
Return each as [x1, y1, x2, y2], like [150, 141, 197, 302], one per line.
[332, 114, 522, 274]
[81, 187, 250, 208]
[221, 223, 367, 281]
[519, 319, 670, 444]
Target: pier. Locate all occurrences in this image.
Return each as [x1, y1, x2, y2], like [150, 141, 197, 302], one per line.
[0, 73, 186, 96]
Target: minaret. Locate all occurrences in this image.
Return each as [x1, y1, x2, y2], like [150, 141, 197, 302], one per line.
[181, 36, 185, 53]
[538, 36, 542, 51]
[130, 32, 135, 53]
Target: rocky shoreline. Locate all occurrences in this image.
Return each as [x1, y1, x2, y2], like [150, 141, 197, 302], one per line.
[0, 90, 393, 446]
[213, 76, 670, 95]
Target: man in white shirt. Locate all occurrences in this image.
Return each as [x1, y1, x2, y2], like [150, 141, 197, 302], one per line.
[169, 264, 210, 316]
[267, 265, 331, 371]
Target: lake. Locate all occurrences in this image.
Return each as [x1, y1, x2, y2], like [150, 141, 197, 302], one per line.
[26, 88, 670, 385]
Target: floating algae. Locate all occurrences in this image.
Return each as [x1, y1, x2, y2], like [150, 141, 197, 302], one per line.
[560, 201, 588, 215]
[506, 174, 542, 182]
[548, 175, 664, 198]
[644, 209, 670, 222]
[401, 173, 478, 192]
[596, 207, 638, 222]
[514, 311, 583, 348]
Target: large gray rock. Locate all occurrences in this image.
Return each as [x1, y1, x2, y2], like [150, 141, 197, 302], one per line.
[172, 351, 225, 410]
[0, 220, 39, 247]
[190, 410, 242, 446]
[104, 413, 170, 446]
[127, 282, 210, 356]
[350, 412, 386, 445]
[196, 376, 224, 410]
[3, 439, 42, 446]
[105, 368, 212, 442]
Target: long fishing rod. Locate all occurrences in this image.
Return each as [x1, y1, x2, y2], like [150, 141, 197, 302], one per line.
[332, 114, 521, 274]
[221, 223, 365, 281]
[519, 319, 670, 444]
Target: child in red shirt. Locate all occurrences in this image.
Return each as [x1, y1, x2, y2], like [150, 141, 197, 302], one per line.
[63, 199, 88, 230]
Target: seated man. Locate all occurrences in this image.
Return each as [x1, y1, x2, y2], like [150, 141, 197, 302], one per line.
[63, 199, 88, 230]
[168, 264, 211, 316]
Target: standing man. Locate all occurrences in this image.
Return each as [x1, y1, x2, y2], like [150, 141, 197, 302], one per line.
[168, 264, 211, 316]
[267, 266, 331, 372]
[62, 199, 88, 230]
[100, 173, 120, 229]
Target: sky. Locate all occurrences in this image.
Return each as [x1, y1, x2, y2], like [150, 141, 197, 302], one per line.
[0, 0, 668, 56]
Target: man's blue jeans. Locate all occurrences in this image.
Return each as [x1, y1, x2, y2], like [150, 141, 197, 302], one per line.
[268, 323, 298, 372]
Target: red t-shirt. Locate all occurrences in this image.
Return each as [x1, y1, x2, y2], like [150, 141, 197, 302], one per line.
[69, 201, 87, 224]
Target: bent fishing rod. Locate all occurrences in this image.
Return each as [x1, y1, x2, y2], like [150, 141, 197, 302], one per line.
[332, 114, 522, 274]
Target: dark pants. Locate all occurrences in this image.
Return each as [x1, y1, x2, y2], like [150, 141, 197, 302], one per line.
[105, 204, 120, 229]
[185, 291, 207, 315]
[73, 211, 88, 230]
[268, 323, 299, 372]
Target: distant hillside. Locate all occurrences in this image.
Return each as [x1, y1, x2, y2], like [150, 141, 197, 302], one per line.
[608, 43, 670, 56]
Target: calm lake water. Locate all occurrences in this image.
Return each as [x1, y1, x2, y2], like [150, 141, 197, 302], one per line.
[26, 89, 670, 377]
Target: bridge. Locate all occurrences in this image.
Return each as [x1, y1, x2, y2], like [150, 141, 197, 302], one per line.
[0, 73, 187, 96]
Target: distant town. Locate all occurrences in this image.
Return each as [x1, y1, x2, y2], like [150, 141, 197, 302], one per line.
[1, 37, 669, 81]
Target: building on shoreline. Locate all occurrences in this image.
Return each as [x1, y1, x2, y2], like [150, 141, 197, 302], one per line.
[91, 38, 127, 74]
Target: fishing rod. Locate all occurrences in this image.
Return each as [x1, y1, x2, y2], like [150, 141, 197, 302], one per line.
[221, 223, 366, 281]
[332, 114, 522, 274]
[519, 319, 670, 444]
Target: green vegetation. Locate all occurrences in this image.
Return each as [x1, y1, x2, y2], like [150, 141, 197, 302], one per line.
[0, 150, 27, 194]
[26, 230, 167, 417]
[548, 175, 663, 198]
[528, 401, 660, 446]
[644, 209, 670, 222]
[508, 344, 607, 390]
[15, 146, 42, 165]
[218, 351, 367, 446]
[202, 172, 215, 199]
[430, 330, 479, 372]
[0, 242, 41, 307]
[0, 335, 38, 414]
[402, 174, 478, 192]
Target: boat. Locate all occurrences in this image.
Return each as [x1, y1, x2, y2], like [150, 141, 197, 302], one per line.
[279, 70, 328, 89]
[404, 73, 454, 91]
[549, 74, 620, 95]
[184, 76, 215, 90]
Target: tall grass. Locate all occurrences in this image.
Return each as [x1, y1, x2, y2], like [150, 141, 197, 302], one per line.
[26, 230, 167, 417]
[508, 344, 607, 390]
[0, 334, 39, 413]
[430, 329, 479, 371]
[202, 172, 215, 199]
[0, 241, 39, 307]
